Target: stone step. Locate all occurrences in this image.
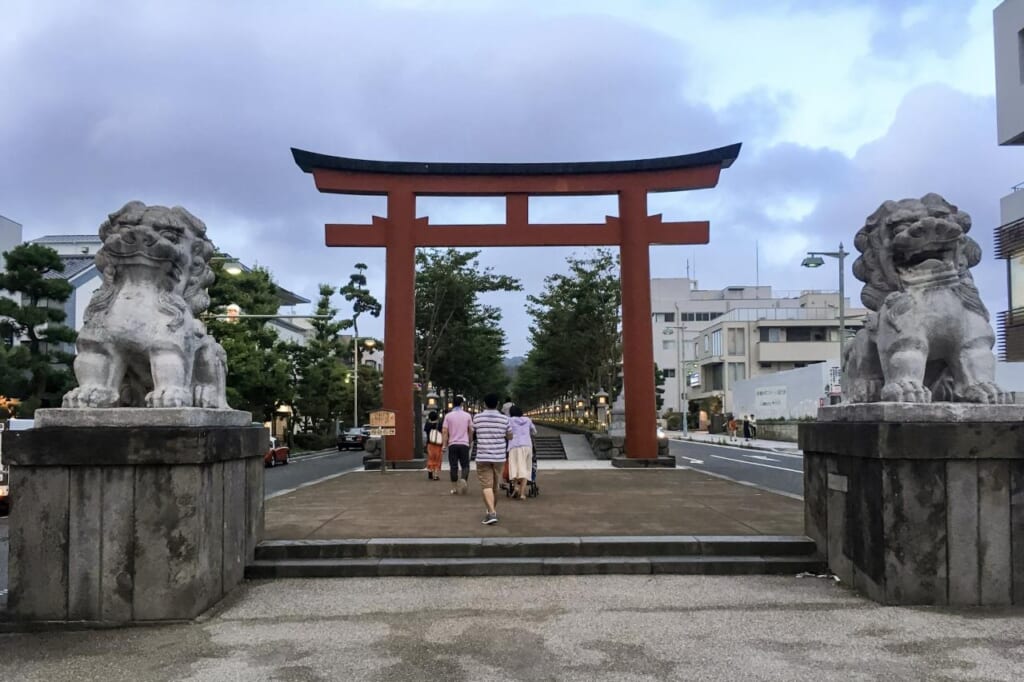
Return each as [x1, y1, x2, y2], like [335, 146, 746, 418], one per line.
[246, 554, 824, 578]
[254, 535, 819, 560]
[533, 436, 566, 460]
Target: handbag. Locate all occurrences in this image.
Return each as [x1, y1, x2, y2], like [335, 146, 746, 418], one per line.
[429, 427, 443, 445]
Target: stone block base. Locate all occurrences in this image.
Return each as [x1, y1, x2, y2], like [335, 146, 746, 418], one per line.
[4, 422, 266, 624]
[362, 457, 425, 471]
[611, 456, 676, 469]
[800, 404, 1024, 606]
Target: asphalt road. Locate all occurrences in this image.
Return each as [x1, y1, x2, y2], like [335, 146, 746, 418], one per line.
[667, 438, 804, 498]
[264, 447, 368, 498]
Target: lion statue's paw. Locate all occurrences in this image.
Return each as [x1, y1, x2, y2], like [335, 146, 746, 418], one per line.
[960, 382, 1011, 404]
[63, 385, 120, 408]
[145, 386, 192, 408]
[193, 383, 224, 409]
[880, 379, 932, 403]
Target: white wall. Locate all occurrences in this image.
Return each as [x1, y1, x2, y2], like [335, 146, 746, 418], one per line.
[731, 362, 836, 420]
[995, 0, 1024, 145]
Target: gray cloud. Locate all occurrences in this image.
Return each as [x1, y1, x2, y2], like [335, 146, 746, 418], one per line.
[1, 1, 1017, 357]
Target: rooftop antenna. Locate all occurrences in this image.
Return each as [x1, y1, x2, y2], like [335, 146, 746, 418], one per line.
[755, 240, 760, 288]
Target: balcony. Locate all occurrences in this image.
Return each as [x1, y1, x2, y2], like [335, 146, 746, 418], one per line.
[997, 309, 1024, 361]
[757, 341, 839, 363]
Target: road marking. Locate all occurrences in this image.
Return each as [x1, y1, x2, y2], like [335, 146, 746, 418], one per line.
[677, 455, 705, 464]
[265, 465, 361, 499]
[746, 454, 780, 462]
[710, 454, 802, 474]
[674, 466, 803, 501]
[669, 438, 804, 459]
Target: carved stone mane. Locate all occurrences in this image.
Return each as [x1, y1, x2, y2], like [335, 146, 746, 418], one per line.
[62, 201, 228, 409]
[843, 193, 1008, 404]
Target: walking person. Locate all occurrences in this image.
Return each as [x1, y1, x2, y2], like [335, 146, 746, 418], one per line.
[727, 414, 737, 442]
[507, 405, 536, 500]
[749, 414, 757, 441]
[424, 410, 443, 481]
[742, 415, 752, 442]
[473, 393, 511, 525]
[441, 396, 473, 495]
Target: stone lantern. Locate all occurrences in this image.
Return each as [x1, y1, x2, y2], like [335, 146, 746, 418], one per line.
[425, 389, 439, 412]
[595, 388, 610, 425]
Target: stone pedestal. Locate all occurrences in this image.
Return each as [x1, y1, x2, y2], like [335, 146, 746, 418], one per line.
[4, 408, 265, 624]
[800, 403, 1024, 606]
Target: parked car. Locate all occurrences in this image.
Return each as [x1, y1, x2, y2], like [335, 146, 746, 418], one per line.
[264, 436, 290, 468]
[337, 427, 369, 451]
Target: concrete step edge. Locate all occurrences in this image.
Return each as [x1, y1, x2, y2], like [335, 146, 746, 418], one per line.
[245, 555, 825, 578]
[255, 535, 819, 560]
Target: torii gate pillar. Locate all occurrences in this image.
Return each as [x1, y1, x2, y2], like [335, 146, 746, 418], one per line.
[293, 144, 741, 466]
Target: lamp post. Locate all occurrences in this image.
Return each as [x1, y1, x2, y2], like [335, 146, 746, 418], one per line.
[802, 243, 849, 375]
[354, 337, 377, 428]
[661, 316, 690, 436]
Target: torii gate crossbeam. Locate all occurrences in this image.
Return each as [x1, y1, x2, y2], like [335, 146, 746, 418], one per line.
[293, 144, 741, 466]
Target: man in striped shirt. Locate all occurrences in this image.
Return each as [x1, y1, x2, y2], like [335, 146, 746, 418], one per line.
[472, 393, 511, 525]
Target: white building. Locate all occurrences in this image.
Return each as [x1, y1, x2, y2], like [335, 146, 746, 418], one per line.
[650, 278, 866, 414]
[994, 0, 1024, 360]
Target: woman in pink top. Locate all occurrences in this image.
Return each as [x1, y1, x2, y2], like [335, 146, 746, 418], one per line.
[507, 405, 536, 500]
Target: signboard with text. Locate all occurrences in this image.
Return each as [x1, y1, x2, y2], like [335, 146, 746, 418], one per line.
[754, 385, 787, 419]
[369, 409, 396, 436]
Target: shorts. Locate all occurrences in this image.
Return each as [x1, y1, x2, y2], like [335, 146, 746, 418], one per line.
[508, 445, 532, 480]
[476, 461, 503, 492]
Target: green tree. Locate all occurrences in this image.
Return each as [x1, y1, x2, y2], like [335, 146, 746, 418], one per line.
[0, 243, 77, 414]
[339, 262, 382, 344]
[515, 250, 620, 407]
[654, 364, 666, 412]
[206, 261, 293, 422]
[293, 284, 351, 435]
[415, 249, 520, 399]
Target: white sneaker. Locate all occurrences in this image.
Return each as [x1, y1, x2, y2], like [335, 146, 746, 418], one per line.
[457, 479, 468, 495]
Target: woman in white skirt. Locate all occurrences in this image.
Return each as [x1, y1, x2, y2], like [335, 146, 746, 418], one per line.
[506, 405, 536, 500]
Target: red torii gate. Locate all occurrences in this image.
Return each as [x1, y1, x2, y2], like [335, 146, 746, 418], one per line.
[293, 144, 741, 465]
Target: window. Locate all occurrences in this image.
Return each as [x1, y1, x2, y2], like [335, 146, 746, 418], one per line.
[759, 327, 783, 343]
[728, 362, 745, 382]
[703, 335, 709, 353]
[727, 328, 745, 355]
[787, 327, 809, 342]
[711, 330, 722, 356]
[662, 339, 676, 350]
[662, 368, 676, 378]
[653, 312, 675, 323]
[1019, 28, 1024, 84]
[709, 364, 724, 391]
[1012, 252, 1024, 309]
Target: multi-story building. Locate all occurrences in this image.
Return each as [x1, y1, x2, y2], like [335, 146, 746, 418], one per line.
[650, 278, 865, 414]
[994, 0, 1024, 360]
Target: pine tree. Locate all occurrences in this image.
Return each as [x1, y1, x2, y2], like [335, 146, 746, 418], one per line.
[0, 243, 77, 414]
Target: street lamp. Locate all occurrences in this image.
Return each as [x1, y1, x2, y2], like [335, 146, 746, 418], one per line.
[802, 243, 849, 374]
[660, 306, 690, 437]
[353, 337, 377, 428]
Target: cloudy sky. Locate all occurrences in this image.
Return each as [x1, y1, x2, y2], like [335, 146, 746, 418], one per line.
[2, 0, 1020, 356]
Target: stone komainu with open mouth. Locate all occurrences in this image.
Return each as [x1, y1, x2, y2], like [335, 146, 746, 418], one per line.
[844, 193, 1009, 404]
[62, 201, 228, 409]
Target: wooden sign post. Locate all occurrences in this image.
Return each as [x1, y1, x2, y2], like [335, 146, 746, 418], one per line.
[369, 409, 396, 473]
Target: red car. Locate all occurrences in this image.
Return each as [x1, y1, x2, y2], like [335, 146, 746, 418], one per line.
[264, 436, 290, 467]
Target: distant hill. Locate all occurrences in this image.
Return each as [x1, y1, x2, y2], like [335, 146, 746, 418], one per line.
[503, 356, 525, 369]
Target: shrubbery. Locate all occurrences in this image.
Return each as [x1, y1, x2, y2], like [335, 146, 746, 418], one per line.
[293, 432, 335, 451]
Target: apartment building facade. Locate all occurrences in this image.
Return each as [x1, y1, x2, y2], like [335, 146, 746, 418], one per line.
[994, 0, 1024, 360]
[650, 278, 866, 414]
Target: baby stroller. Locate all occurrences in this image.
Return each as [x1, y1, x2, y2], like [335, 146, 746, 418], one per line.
[501, 446, 539, 498]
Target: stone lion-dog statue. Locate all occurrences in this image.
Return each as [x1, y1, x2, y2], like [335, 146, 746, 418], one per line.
[63, 201, 228, 409]
[844, 193, 1009, 404]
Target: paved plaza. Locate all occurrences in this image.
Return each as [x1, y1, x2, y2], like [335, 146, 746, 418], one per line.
[264, 467, 805, 540]
[3, 575, 1023, 681]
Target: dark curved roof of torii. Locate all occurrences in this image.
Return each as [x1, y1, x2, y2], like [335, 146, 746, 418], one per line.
[291, 143, 741, 176]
